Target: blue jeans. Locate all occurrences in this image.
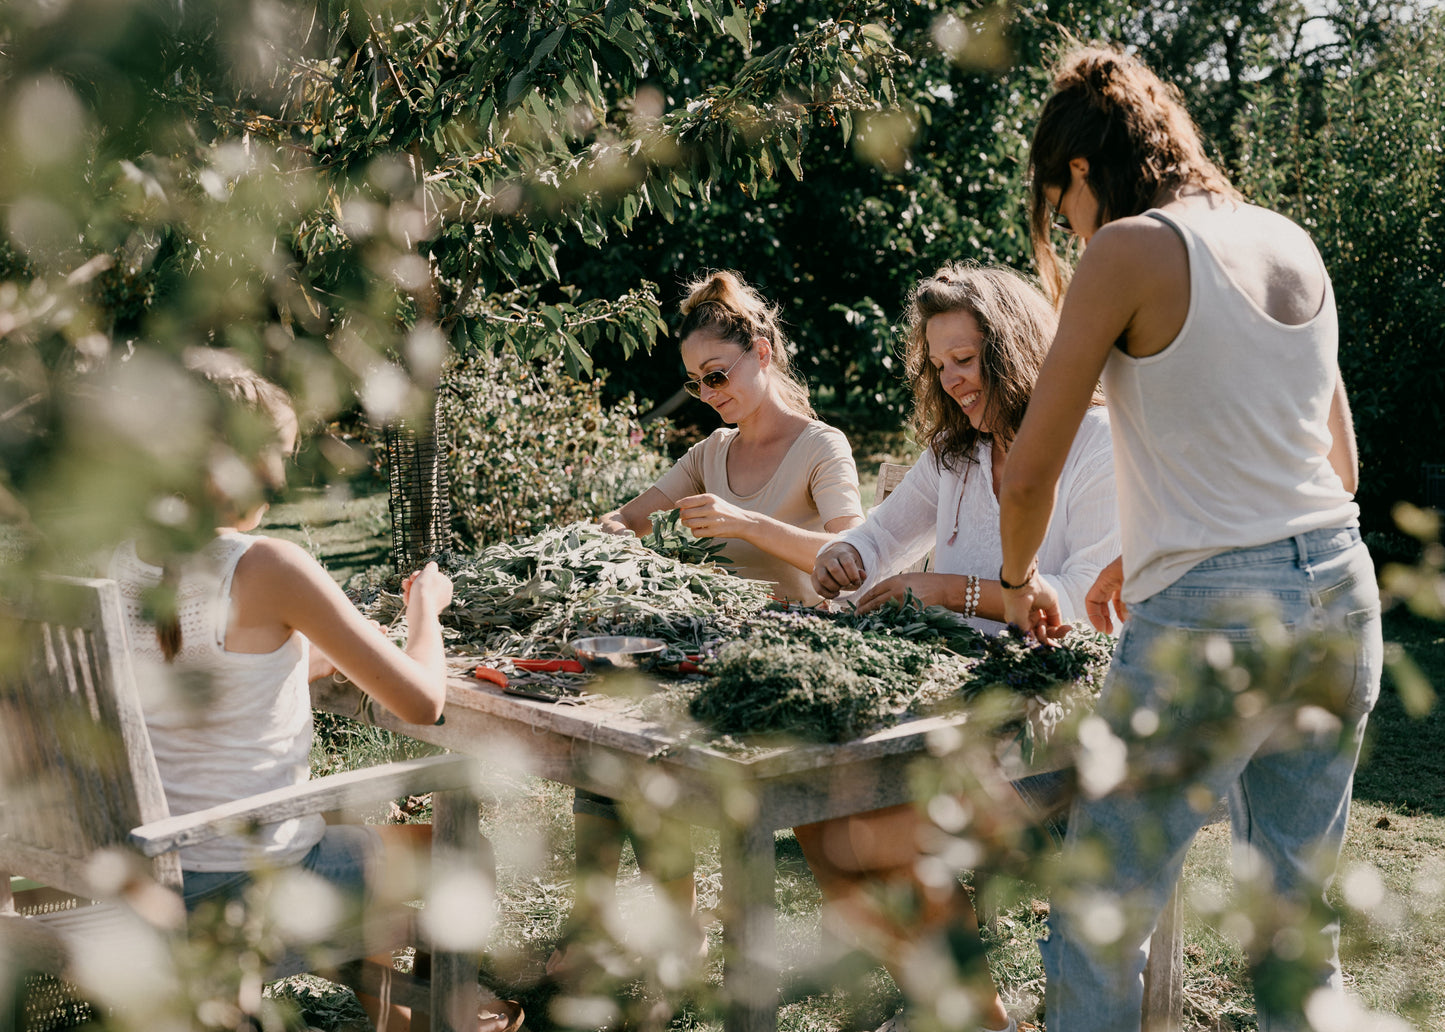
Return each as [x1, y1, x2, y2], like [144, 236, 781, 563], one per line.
[182, 824, 381, 911]
[1041, 527, 1382, 1032]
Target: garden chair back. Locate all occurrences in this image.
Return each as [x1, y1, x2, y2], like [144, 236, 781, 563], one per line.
[873, 461, 931, 574]
[0, 575, 487, 1031]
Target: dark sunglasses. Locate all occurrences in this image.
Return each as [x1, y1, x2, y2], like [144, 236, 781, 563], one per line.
[1050, 180, 1073, 234]
[683, 349, 750, 399]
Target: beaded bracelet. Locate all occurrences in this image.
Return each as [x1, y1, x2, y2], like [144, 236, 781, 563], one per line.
[961, 573, 980, 619]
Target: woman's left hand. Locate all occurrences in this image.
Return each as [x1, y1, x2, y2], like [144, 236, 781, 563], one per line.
[1001, 573, 1069, 643]
[676, 493, 757, 540]
[855, 573, 952, 614]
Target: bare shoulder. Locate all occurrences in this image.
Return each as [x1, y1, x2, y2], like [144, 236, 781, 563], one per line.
[1086, 215, 1187, 275]
[233, 535, 335, 597]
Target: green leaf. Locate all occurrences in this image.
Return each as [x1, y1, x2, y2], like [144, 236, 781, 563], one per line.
[540, 305, 565, 331]
[604, 0, 631, 33]
[566, 334, 594, 375]
[757, 145, 774, 181]
[527, 25, 566, 74]
[721, 7, 752, 53]
[780, 136, 803, 181]
[648, 179, 676, 222]
[860, 22, 893, 46]
[504, 69, 530, 107]
[477, 96, 496, 144]
[533, 236, 560, 280]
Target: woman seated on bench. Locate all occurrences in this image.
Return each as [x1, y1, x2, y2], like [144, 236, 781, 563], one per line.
[108, 351, 520, 1032]
[800, 263, 1119, 1032]
[550, 269, 866, 985]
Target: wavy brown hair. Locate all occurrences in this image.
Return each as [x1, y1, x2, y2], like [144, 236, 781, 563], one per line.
[904, 264, 1083, 474]
[676, 270, 814, 418]
[1027, 44, 1242, 301]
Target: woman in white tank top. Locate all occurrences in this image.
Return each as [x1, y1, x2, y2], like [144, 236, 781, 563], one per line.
[992, 46, 1382, 1032]
[112, 351, 521, 1032]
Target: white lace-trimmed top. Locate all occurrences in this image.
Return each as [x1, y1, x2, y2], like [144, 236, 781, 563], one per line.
[109, 533, 324, 872]
[836, 406, 1119, 635]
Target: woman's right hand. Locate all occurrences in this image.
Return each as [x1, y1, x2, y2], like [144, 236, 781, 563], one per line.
[402, 561, 454, 615]
[1085, 555, 1127, 634]
[812, 541, 867, 599]
[598, 511, 634, 536]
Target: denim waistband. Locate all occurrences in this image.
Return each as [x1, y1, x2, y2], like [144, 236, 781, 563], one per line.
[1188, 525, 1361, 572]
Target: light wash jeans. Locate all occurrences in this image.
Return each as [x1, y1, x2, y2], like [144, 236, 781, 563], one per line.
[1041, 526, 1382, 1032]
[182, 824, 381, 911]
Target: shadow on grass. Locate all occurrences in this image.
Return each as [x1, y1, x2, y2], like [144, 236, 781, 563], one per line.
[1355, 607, 1445, 816]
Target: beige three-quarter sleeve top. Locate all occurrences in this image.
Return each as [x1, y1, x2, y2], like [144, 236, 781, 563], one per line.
[653, 420, 863, 604]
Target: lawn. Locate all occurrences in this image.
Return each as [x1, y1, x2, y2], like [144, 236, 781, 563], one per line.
[265, 487, 1445, 1032]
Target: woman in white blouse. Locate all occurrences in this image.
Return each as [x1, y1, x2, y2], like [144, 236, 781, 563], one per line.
[813, 263, 1117, 632]
[801, 263, 1119, 1032]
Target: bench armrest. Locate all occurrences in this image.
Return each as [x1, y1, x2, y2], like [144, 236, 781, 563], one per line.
[128, 754, 478, 858]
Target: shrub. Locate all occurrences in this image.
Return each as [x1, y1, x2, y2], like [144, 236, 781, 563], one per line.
[440, 349, 670, 548]
[1233, 7, 1445, 530]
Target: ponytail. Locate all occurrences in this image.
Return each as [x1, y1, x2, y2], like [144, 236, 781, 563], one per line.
[153, 561, 183, 662]
[1026, 45, 1240, 302]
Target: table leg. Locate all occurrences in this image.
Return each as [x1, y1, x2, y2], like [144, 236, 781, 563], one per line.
[719, 819, 778, 1032]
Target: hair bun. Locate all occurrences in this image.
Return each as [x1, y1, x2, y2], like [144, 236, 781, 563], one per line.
[679, 270, 743, 317]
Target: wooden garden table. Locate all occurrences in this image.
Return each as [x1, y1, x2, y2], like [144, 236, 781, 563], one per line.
[311, 666, 978, 1032]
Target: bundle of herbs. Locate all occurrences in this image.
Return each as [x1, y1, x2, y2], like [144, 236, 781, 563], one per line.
[643, 508, 733, 566]
[967, 626, 1117, 762]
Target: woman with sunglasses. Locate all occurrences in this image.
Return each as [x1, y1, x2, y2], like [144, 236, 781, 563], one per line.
[551, 270, 865, 990]
[798, 263, 1118, 1032]
[997, 46, 1378, 1031]
[599, 269, 865, 604]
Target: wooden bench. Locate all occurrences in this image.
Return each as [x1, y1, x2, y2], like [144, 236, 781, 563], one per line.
[875, 460, 1186, 1032]
[0, 575, 487, 1032]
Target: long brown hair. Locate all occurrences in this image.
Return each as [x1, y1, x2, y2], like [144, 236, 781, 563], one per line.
[904, 264, 1080, 473]
[1027, 45, 1241, 301]
[676, 270, 815, 419]
[154, 351, 298, 661]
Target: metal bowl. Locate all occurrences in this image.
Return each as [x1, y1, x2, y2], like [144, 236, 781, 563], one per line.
[569, 635, 667, 673]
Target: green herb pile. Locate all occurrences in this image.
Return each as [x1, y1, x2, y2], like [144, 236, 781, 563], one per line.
[967, 626, 1117, 762]
[685, 607, 979, 744]
[346, 521, 774, 655]
[967, 626, 1116, 696]
[346, 525, 1114, 751]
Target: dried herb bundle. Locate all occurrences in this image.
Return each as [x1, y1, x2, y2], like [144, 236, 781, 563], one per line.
[967, 627, 1117, 762]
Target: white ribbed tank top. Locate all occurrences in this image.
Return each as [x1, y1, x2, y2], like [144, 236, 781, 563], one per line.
[1100, 204, 1358, 604]
[109, 533, 323, 871]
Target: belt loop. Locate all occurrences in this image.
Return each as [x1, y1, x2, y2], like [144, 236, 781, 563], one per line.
[1293, 532, 1310, 569]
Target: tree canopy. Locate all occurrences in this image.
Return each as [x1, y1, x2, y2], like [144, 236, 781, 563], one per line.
[1, 0, 1440, 566]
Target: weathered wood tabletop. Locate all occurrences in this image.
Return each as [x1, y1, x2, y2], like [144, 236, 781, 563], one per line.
[311, 665, 978, 1032]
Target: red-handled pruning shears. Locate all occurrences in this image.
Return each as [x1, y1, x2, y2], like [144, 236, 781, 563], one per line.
[473, 666, 509, 688]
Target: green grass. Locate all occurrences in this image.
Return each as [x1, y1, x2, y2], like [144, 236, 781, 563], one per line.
[270, 489, 1445, 1032]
